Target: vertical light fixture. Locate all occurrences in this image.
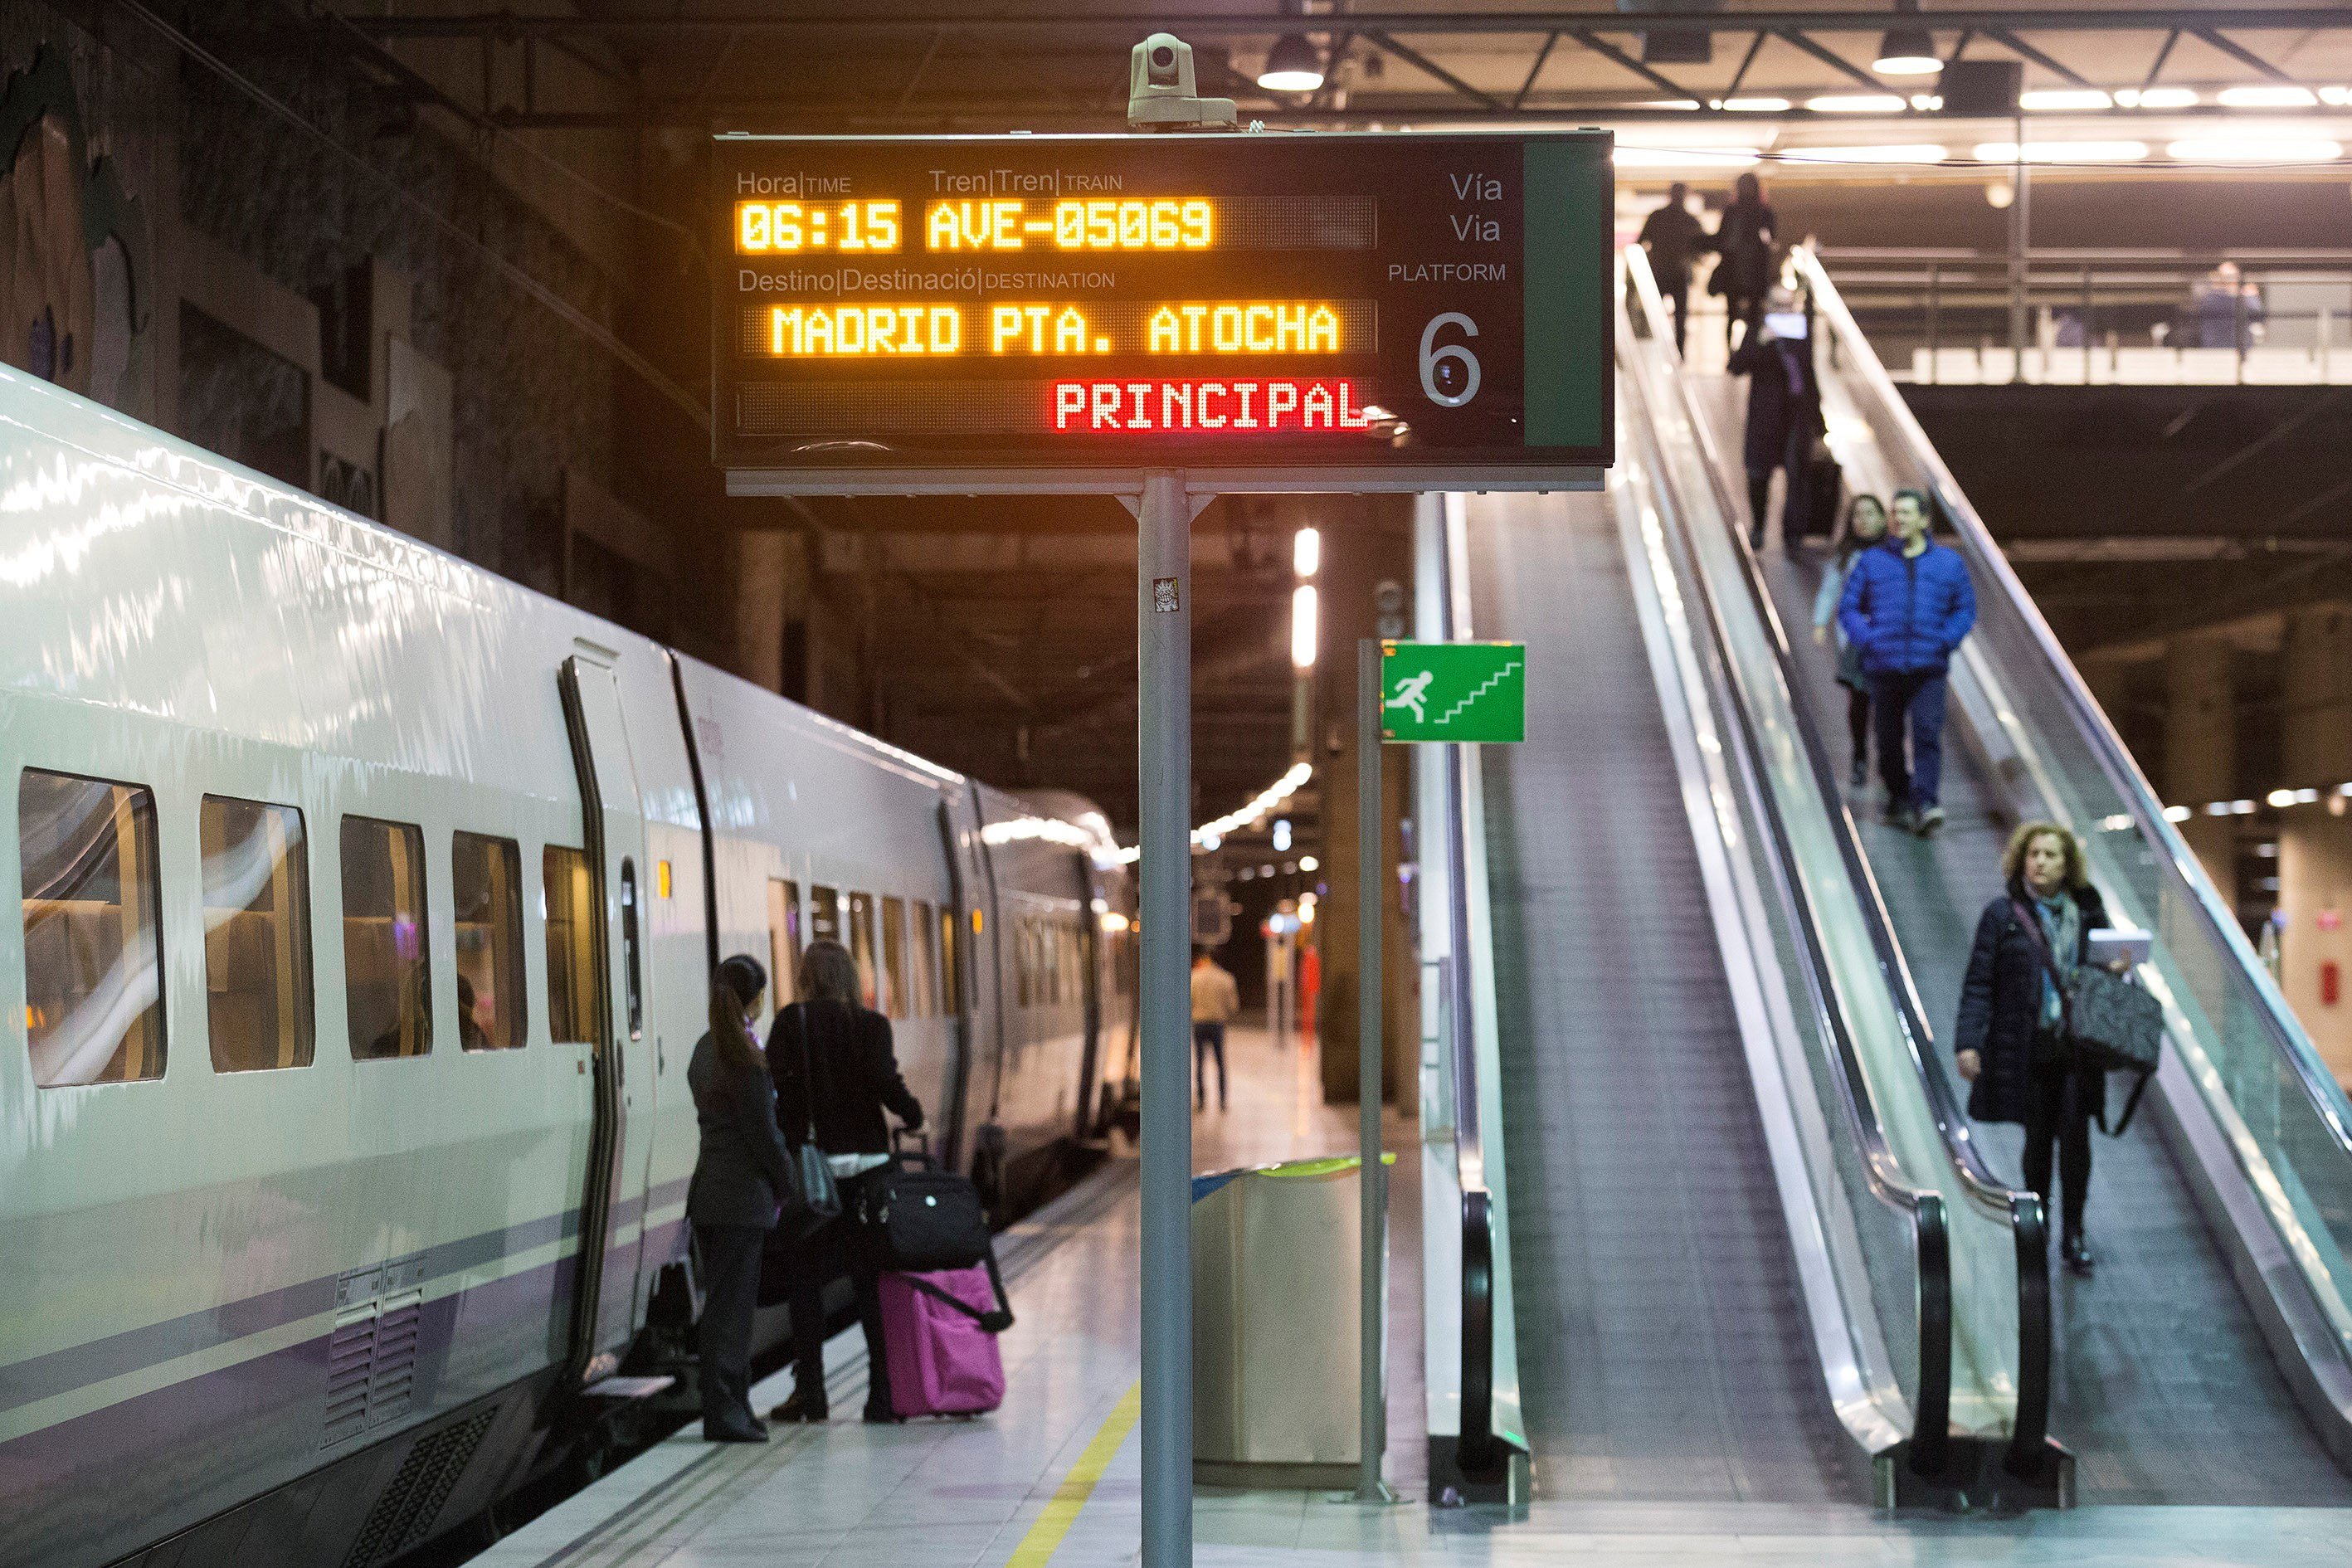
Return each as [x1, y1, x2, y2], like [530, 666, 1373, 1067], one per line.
[1291, 525, 1319, 761]
[1291, 584, 1320, 670]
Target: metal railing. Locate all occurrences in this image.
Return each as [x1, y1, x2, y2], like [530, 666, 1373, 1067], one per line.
[1815, 249, 2352, 386]
[1626, 246, 2059, 1487]
[1797, 245, 2352, 1429]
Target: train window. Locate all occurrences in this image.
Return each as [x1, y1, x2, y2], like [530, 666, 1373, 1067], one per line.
[201, 796, 314, 1073]
[343, 817, 431, 1060]
[810, 884, 841, 944]
[620, 859, 644, 1040]
[908, 900, 935, 1019]
[939, 905, 961, 1015]
[1013, 919, 1031, 1007]
[881, 896, 908, 1020]
[451, 832, 525, 1050]
[543, 845, 601, 1045]
[21, 770, 166, 1086]
[847, 892, 879, 1010]
[767, 879, 802, 1007]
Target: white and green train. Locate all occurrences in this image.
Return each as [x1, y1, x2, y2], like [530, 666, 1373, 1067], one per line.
[0, 363, 1134, 1566]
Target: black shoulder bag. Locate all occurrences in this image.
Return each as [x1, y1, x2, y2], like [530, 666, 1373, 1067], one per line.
[788, 1006, 843, 1237]
[2009, 898, 2164, 1135]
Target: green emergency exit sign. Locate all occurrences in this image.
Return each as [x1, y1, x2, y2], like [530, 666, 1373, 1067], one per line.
[1380, 640, 1527, 743]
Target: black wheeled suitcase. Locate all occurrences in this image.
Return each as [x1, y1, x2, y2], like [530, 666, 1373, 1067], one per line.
[1801, 449, 1844, 543]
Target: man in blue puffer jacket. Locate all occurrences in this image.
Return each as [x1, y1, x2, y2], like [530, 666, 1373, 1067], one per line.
[1838, 488, 1976, 835]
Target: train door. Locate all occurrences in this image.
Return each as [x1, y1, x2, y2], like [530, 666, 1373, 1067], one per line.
[557, 652, 656, 1377]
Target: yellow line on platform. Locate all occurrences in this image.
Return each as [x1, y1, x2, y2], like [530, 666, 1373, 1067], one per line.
[1005, 1381, 1144, 1568]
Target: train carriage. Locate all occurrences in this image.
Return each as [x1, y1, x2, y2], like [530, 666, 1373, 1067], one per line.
[0, 363, 1126, 1568]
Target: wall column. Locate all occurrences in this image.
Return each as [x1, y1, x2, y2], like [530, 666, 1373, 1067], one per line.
[728, 528, 811, 696]
[2165, 631, 2238, 907]
[2277, 605, 2352, 1082]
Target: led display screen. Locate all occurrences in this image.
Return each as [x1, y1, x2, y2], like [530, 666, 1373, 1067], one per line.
[713, 132, 1612, 491]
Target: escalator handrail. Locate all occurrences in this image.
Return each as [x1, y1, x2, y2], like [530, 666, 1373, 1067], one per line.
[1794, 246, 2352, 1169]
[1623, 248, 2043, 1475]
[1434, 502, 1503, 1475]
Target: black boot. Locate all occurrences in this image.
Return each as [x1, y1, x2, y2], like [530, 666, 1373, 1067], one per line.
[2062, 1231, 2095, 1276]
[769, 1387, 828, 1423]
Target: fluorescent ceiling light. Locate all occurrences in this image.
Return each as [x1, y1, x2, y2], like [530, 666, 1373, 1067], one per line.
[1786, 144, 1950, 163]
[1910, 93, 1944, 110]
[1807, 94, 1907, 113]
[2322, 86, 2352, 106]
[1717, 96, 1791, 112]
[1635, 99, 1706, 110]
[2217, 85, 2318, 108]
[2021, 88, 2114, 111]
[1257, 33, 1325, 92]
[1614, 145, 1763, 168]
[2116, 86, 2198, 109]
[1975, 140, 2150, 163]
[2167, 134, 2344, 163]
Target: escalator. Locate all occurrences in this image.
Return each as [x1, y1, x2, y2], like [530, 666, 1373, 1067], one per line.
[1470, 489, 1857, 1501]
[1430, 259, 2066, 1507]
[1665, 246, 2352, 1504]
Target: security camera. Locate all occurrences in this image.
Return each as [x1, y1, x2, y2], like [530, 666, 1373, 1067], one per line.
[1128, 32, 1236, 128]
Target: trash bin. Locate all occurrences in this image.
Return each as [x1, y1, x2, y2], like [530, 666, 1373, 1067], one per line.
[1191, 1152, 1393, 1489]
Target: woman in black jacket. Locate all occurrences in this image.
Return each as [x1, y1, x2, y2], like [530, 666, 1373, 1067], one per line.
[1955, 821, 2123, 1276]
[766, 937, 924, 1423]
[686, 954, 792, 1442]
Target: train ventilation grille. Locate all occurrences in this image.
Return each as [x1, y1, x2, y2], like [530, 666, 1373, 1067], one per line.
[339, 1407, 496, 1568]
[322, 1256, 427, 1448]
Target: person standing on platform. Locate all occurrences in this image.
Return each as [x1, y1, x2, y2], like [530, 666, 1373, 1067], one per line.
[1814, 493, 1889, 787]
[1838, 487, 1976, 835]
[1191, 947, 1239, 1110]
[1730, 286, 1820, 552]
[1639, 182, 1707, 353]
[1955, 821, 2126, 1276]
[767, 938, 923, 1425]
[1712, 171, 1777, 348]
[686, 954, 791, 1444]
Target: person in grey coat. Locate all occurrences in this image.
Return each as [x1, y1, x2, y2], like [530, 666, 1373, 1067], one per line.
[688, 953, 793, 1442]
[1813, 493, 1888, 787]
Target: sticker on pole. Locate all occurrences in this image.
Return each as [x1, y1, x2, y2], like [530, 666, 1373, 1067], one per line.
[1381, 641, 1526, 743]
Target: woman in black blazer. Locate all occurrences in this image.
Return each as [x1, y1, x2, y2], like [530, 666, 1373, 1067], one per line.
[686, 953, 792, 1442]
[766, 937, 924, 1424]
[1955, 821, 2126, 1277]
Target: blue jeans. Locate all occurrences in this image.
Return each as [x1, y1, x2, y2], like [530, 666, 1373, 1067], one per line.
[1193, 1022, 1227, 1108]
[1871, 669, 1948, 810]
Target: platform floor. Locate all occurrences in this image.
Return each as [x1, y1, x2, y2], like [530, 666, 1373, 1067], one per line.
[467, 1023, 2352, 1568]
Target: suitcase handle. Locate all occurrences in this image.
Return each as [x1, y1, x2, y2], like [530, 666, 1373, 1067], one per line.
[898, 1249, 1015, 1334]
[892, 1126, 936, 1169]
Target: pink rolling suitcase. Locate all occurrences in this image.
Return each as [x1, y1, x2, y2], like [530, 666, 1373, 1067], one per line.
[879, 1260, 1010, 1419]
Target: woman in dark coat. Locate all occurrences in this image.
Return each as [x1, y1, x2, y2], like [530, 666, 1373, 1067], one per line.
[1712, 170, 1778, 346]
[766, 937, 924, 1424]
[1955, 821, 2122, 1276]
[1730, 285, 1821, 551]
[686, 954, 792, 1442]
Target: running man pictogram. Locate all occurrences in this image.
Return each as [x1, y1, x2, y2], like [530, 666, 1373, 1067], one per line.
[1385, 669, 1434, 724]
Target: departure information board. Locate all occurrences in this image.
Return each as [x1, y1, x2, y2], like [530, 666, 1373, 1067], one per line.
[712, 132, 1612, 493]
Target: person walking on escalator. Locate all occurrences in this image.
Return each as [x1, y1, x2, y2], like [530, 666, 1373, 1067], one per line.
[1711, 171, 1777, 348]
[1955, 821, 2130, 1276]
[687, 953, 792, 1443]
[1837, 488, 1975, 835]
[1639, 183, 1707, 353]
[767, 937, 923, 1424]
[1731, 286, 1821, 551]
[1813, 493, 1889, 788]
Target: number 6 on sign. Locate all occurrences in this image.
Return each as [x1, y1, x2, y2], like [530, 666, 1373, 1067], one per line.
[1419, 312, 1481, 407]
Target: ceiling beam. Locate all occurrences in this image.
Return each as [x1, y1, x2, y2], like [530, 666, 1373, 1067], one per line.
[1772, 29, 1888, 92]
[1565, 31, 1696, 104]
[2189, 27, 2296, 84]
[1359, 30, 1506, 111]
[334, 11, 2352, 42]
[1987, 27, 2094, 88]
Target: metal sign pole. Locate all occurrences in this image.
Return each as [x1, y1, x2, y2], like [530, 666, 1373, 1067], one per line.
[1356, 636, 1388, 1502]
[1137, 469, 1194, 1568]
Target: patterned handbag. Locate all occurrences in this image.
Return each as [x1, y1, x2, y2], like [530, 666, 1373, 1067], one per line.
[2011, 899, 2165, 1133]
